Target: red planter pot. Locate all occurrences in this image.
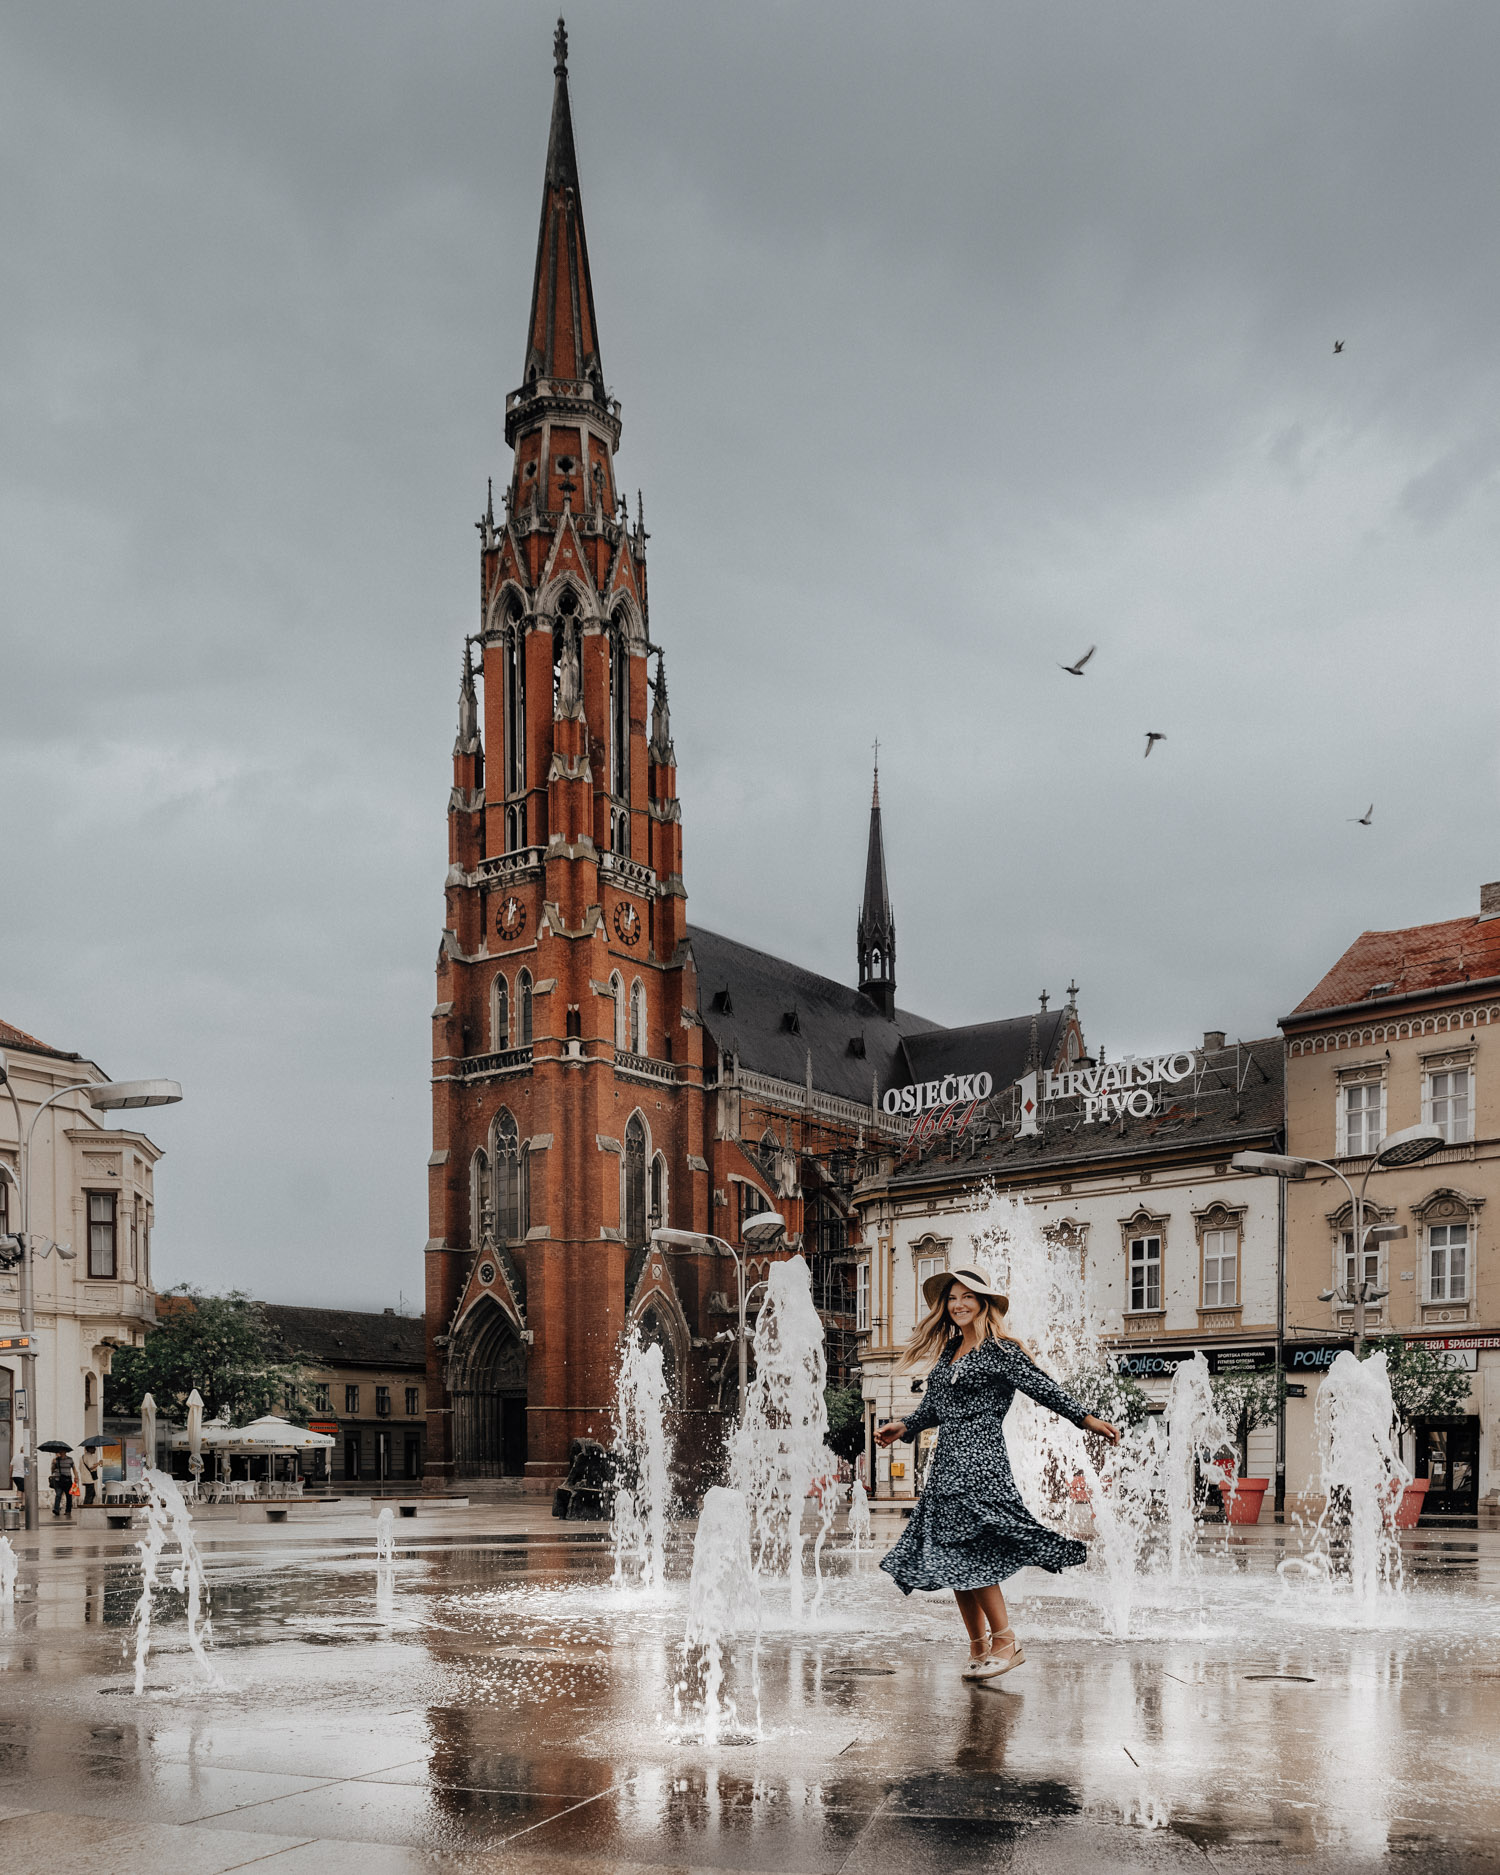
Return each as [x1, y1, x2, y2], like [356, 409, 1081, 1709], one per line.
[1393, 1477, 1430, 1529]
[1226, 1478, 1269, 1525]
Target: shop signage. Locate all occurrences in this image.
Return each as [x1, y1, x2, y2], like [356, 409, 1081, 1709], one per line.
[1420, 1334, 1500, 1353]
[1285, 1341, 1352, 1373]
[0, 1334, 32, 1351]
[1018, 1051, 1197, 1135]
[882, 1072, 993, 1117]
[1116, 1344, 1275, 1379]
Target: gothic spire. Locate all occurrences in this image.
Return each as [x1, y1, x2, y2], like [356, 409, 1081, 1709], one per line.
[455, 645, 480, 756]
[522, 17, 604, 390]
[856, 754, 896, 1018]
[649, 650, 674, 764]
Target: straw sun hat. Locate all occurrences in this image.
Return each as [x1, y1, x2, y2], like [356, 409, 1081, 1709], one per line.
[922, 1265, 1009, 1313]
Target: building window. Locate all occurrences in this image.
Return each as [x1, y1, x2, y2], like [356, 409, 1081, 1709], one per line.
[916, 1251, 948, 1313]
[518, 969, 534, 1045]
[471, 1147, 492, 1248]
[87, 1193, 117, 1279]
[1201, 1228, 1238, 1308]
[630, 979, 647, 1055]
[610, 971, 626, 1049]
[1338, 1078, 1385, 1157]
[493, 974, 509, 1049]
[345, 1434, 362, 1478]
[312, 1382, 330, 1413]
[493, 1109, 521, 1242]
[504, 602, 526, 804]
[1128, 1235, 1162, 1312]
[1428, 1223, 1469, 1302]
[623, 1114, 648, 1247]
[84, 1371, 95, 1409]
[0, 1173, 9, 1240]
[610, 621, 630, 807]
[405, 1386, 419, 1417]
[1425, 1067, 1473, 1145]
[649, 1153, 666, 1230]
[857, 1261, 870, 1332]
[345, 1385, 359, 1414]
[283, 1384, 299, 1414]
[141, 1214, 150, 1286]
[129, 1207, 139, 1281]
[375, 1386, 391, 1418]
[1342, 1229, 1381, 1297]
[405, 1434, 422, 1478]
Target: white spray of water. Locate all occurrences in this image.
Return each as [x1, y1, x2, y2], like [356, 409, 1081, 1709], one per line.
[729, 1255, 834, 1618]
[1301, 1350, 1408, 1612]
[612, 1334, 673, 1594]
[676, 1485, 761, 1744]
[848, 1477, 871, 1552]
[1161, 1355, 1236, 1580]
[0, 1534, 16, 1625]
[375, 1506, 396, 1564]
[131, 1470, 216, 1694]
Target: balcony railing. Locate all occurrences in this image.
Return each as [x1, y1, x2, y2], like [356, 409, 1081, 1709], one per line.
[460, 1047, 534, 1080]
[616, 1050, 680, 1087]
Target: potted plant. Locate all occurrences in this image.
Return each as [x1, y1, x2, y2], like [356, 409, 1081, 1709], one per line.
[1208, 1367, 1285, 1524]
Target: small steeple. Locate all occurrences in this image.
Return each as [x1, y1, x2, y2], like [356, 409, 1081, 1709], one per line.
[455, 645, 481, 755]
[649, 650, 674, 764]
[856, 749, 896, 1019]
[522, 16, 604, 391]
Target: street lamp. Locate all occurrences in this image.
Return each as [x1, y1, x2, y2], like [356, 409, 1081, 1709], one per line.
[1233, 1124, 1445, 1358]
[652, 1210, 786, 1410]
[0, 1057, 182, 1530]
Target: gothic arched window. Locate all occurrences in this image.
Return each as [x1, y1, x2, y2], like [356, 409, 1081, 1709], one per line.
[492, 974, 509, 1051]
[470, 1147, 492, 1248]
[610, 971, 626, 1049]
[610, 615, 630, 805]
[504, 598, 526, 817]
[492, 1111, 520, 1243]
[649, 1153, 667, 1231]
[623, 1113, 648, 1247]
[518, 969, 533, 1045]
[630, 979, 647, 1055]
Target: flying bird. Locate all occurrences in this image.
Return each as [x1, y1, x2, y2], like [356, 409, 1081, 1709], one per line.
[1144, 732, 1166, 758]
[1333, 340, 1344, 354]
[1350, 804, 1374, 826]
[1060, 645, 1096, 677]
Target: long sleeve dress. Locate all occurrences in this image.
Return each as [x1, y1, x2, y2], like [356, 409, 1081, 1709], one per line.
[880, 1334, 1092, 1595]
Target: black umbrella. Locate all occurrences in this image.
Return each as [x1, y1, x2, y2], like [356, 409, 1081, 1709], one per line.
[37, 1440, 72, 1453]
[79, 1435, 110, 1450]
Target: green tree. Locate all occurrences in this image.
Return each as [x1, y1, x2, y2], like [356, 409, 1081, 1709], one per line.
[1210, 1366, 1285, 1475]
[1362, 1334, 1471, 1435]
[824, 1383, 867, 1462]
[1062, 1358, 1151, 1430]
[105, 1286, 301, 1424]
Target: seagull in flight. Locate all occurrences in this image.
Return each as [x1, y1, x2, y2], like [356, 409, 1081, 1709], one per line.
[1333, 340, 1345, 354]
[1060, 645, 1096, 676]
[1350, 803, 1374, 825]
[1144, 732, 1166, 758]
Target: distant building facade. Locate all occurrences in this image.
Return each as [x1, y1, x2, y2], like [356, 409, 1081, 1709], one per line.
[260, 1304, 426, 1484]
[1280, 879, 1500, 1515]
[0, 1018, 165, 1480]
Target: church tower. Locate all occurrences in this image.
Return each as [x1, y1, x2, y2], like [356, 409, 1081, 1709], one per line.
[426, 21, 711, 1486]
[856, 760, 896, 1018]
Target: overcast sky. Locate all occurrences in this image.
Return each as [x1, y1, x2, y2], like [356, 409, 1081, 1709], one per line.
[3, 2, 1497, 1309]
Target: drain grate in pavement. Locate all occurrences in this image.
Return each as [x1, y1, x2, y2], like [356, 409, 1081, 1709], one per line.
[827, 1667, 897, 1677]
[100, 1685, 170, 1695]
[1243, 1674, 1315, 1682]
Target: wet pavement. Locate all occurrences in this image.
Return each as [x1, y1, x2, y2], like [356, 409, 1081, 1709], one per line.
[2, 1502, 1499, 1873]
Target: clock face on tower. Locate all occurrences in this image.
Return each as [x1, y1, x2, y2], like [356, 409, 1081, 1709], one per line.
[497, 896, 526, 940]
[613, 900, 641, 947]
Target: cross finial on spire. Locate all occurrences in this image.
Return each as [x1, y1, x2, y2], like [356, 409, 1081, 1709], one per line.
[554, 16, 568, 74]
[1039, 989, 1049, 1012]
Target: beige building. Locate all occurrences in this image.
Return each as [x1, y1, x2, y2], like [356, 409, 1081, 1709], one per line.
[1281, 880, 1500, 1514]
[0, 1019, 166, 1483]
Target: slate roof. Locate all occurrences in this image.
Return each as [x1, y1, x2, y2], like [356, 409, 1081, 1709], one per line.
[687, 926, 941, 1107]
[887, 1037, 1284, 1188]
[259, 1303, 426, 1372]
[1287, 912, 1500, 1021]
[903, 1011, 1068, 1095]
[0, 1017, 84, 1065]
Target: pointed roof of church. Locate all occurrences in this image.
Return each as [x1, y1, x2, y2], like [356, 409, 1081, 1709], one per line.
[859, 762, 893, 939]
[523, 18, 604, 389]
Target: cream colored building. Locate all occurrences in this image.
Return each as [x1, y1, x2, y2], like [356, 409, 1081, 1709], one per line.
[0, 1018, 166, 1480]
[1281, 880, 1500, 1515]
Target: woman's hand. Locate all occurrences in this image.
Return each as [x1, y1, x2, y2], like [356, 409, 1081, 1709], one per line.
[1082, 1414, 1121, 1445]
[873, 1420, 907, 1448]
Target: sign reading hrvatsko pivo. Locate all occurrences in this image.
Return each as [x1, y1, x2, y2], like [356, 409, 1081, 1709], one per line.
[1016, 1051, 1198, 1135]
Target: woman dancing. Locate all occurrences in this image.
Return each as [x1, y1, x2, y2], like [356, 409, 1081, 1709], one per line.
[876, 1267, 1119, 1681]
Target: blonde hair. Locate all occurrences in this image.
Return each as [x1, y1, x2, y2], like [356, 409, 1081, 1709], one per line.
[896, 1275, 1039, 1373]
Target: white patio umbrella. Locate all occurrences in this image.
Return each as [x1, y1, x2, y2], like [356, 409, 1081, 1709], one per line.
[140, 1393, 157, 1474]
[186, 1389, 204, 1463]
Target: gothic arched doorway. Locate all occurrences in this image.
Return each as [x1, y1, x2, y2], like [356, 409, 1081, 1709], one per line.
[447, 1297, 528, 1477]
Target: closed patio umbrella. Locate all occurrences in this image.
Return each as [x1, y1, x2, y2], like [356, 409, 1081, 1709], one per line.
[140, 1393, 157, 1473]
[186, 1389, 204, 1477]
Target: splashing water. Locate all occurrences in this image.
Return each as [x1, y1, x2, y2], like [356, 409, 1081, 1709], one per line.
[612, 1334, 673, 1594]
[1299, 1350, 1409, 1612]
[0, 1534, 16, 1624]
[131, 1469, 216, 1694]
[729, 1255, 835, 1617]
[848, 1477, 871, 1552]
[375, 1506, 396, 1565]
[675, 1485, 761, 1744]
[1160, 1354, 1236, 1580]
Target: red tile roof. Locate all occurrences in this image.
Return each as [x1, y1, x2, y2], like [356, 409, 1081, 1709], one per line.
[0, 1017, 81, 1063]
[1287, 913, 1500, 1022]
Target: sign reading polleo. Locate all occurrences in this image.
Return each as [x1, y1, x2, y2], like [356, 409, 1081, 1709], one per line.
[1117, 1344, 1275, 1379]
[1285, 1341, 1352, 1373]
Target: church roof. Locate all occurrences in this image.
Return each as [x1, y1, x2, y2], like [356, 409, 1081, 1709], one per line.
[687, 925, 940, 1108]
[902, 1010, 1068, 1094]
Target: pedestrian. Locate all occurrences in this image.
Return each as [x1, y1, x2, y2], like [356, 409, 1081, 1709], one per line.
[876, 1268, 1120, 1681]
[10, 1446, 24, 1497]
[48, 1449, 74, 1519]
[79, 1443, 101, 1508]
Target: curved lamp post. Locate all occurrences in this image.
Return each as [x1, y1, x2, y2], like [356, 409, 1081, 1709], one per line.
[0, 1059, 182, 1529]
[652, 1210, 786, 1408]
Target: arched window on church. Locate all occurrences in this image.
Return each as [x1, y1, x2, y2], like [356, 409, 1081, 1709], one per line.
[630, 979, 646, 1055]
[504, 598, 526, 829]
[492, 1111, 520, 1244]
[470, 1147, 492, 1248]
[610, 614, 630, 806]
[610, 971, 626, 1049]
[552, 588, 578, 718]
[492, 974, 509, 1050]
[623, 1114, 648, 1247]
[518, 970, 533, 1045]
[518, 1144, 531, 1241]
[649, 1153, 667, 1231]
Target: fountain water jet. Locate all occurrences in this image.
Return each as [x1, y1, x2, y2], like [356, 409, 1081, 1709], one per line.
[611, 1333, 673, 1594]
[1299, 1349, 1408, 1613]
[131, 1469, 216, 1694]
[0, 1533, 16, 1624]
[848, 1477, 871, 1552]
[675, 1485, 761, 1744]
[375, 1506, 396, 1565]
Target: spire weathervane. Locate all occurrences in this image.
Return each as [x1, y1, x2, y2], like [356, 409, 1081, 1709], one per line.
[554, 16, 568, 74]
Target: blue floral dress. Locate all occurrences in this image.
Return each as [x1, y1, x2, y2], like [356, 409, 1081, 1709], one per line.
[880, 1335, 1091, 1595]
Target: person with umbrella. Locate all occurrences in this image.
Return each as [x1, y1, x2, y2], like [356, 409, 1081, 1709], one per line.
[78, 1436, 106, 1507]
[41, 1441, 74, 1518]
